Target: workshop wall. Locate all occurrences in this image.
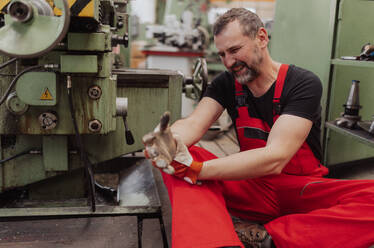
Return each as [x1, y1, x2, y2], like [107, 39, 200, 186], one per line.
[129, 0, 276, 69]
[209, 0, 275, 21]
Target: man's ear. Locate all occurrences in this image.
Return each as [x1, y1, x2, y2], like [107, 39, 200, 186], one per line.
[256, 27, 269, 48]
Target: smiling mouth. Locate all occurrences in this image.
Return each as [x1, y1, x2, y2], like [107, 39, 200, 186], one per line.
[232, 65, 247, 75]
[230, 61, 248, 73]
[232, 65, 244, 72]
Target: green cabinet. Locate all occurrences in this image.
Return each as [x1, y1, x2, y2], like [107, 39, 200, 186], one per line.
[270, 0, 374, 166]
[325, 0, 374, 164]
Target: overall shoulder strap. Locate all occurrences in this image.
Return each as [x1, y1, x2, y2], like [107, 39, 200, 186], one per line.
[235, 80, 247, 107]
[235, 80, 244, 95]
[273, 64, 289, 116]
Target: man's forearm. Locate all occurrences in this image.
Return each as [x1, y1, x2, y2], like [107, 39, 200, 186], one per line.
[170, 97, 224, 147]
[198, 146, 286, 180]
[171, 118, 208, 147]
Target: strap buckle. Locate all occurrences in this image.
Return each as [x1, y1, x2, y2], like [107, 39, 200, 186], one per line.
[273, 98, 282, 115]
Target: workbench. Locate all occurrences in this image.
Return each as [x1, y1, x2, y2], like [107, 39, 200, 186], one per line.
[0, 158, 169, 248]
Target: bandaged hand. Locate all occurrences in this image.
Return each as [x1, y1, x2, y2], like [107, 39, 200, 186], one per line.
[142, 112, 203, 184]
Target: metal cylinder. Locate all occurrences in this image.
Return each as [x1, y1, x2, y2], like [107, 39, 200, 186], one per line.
[7, 0, 53, 23]
[31, 0, 54, 16]
[5, 92, 29, 115]
[116, 97, 128, 117]
[88, 119, 102, 133]
[88, 86, 102, 100]
[8, 0, 34, 22]
[38, 112, 58, 130]
[343, 80, 361, 116]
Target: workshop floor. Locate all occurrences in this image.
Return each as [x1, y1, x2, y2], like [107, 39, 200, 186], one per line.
[0, 128, 373, 248]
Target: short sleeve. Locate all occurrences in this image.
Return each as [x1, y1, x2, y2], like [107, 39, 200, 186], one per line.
[203, 71, 235, 110]
[281, 68, 322, 121]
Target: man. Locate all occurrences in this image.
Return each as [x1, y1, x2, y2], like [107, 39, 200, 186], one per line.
[143, 8, 374, 248]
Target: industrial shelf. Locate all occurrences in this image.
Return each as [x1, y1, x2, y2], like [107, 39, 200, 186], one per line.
[325, 121, 374, 148]
[331, 59, 374, 68]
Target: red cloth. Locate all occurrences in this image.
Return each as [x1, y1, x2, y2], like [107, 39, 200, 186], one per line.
[162, 146, 374, 248]
[162, 147, 244, 248]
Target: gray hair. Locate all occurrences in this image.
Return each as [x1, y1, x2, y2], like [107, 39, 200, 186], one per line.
[213, 8, 264, 38]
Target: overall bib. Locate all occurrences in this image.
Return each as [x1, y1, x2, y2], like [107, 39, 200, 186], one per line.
[234, 64, 328, 177]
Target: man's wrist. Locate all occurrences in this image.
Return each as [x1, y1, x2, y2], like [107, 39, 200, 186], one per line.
[190, 160, 203, 174]
[197, 161, 209, 180]
[182, 160, 204, 184]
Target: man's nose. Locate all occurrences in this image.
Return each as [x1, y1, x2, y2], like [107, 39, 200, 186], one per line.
[224, 54, 236, 69]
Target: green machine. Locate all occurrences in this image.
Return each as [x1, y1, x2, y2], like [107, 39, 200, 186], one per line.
[0, 0, 182, 215]
[270, 0, 374, 166]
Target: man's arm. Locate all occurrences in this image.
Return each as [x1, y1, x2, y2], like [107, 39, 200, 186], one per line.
[199, 114, 312, 180]
[171, 97, 224, 147]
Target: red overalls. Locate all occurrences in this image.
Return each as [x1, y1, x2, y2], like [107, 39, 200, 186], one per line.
[162, 64, 374, 248]
[235, 64, 328, 177]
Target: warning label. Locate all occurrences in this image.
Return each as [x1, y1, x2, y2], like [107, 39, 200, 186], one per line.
[40, 88, 53, 100]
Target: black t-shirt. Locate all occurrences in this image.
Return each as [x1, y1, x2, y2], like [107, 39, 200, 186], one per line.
[204, 65, 323, 161]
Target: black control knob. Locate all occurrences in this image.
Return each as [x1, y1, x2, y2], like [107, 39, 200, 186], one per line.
[112, 33, 129, 48]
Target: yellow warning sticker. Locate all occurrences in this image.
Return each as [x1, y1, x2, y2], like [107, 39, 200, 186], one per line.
[40, 88, 53, 100]
[0, 0, 11, 12]
[53, 0, 94, 17]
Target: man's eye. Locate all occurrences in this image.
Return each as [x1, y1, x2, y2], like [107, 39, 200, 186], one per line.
[231, 48, 239, 53]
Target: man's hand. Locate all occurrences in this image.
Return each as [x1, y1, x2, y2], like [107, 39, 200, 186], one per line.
[142, 112, 203, 184]
[142, 112, 177, 170]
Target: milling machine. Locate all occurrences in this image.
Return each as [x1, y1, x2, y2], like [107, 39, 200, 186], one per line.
[145, 0, 210, 51]
[0, 0, 182, 216]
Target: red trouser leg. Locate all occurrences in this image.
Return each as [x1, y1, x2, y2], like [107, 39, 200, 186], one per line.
[162, 146, 282, 248]
[162, 146, 244, 248]
[264, 175, 374, 248]
[162, 174, 244, 248]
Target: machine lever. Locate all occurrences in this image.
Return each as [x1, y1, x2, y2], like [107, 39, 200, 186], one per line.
[123, 116, 134, 145]
[116, 97, 134, 145]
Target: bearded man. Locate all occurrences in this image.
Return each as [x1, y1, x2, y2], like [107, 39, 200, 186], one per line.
[143, 8, 374, 248]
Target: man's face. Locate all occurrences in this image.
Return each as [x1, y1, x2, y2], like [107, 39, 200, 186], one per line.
[214, 20, 263, 84]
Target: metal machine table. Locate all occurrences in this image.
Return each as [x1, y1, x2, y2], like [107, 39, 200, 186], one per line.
[0, 159, 168, 248]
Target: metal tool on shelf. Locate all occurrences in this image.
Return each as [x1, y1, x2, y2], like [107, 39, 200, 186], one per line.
[357, 117, 374, 135]
[341, 43, 374, 61]
[359, 43, 374, 61]
[335, 80, 362, 129]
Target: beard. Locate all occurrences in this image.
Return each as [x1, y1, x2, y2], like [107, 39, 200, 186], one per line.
[230, 46, 263, 85]
[232, 61, 259, 84]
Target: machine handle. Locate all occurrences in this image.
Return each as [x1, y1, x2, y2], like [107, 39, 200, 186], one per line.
[123, 116, 134, 145]
[125, 130, 135, 145]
